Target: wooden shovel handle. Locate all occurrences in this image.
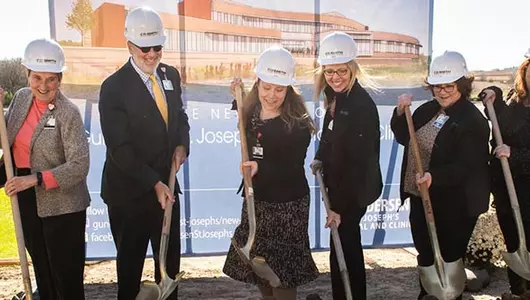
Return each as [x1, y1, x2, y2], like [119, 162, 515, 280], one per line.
[0, 90, 33, 299]
[234, 86, 253, 195]
[404, 107, 434, 221]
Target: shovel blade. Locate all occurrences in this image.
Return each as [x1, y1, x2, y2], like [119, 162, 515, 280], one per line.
[250, 256, 282, 287]
[419, 259, 466, 300]
[136, 281, 161, 300]
[503, 250, 530, 281]
[158, 272, 186, 300]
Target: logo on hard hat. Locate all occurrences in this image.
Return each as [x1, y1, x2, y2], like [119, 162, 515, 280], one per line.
[266, 67, 287, 76]
[325, 50, 344, 57]
[433, 70, 451, 75]
[36, 58, 58, 64]
[140, 31, 159, 37]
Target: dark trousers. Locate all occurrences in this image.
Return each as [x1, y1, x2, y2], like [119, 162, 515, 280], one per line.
[409, 195, 477, 300]
[495, 183, 530, 295]
[330, 206, 367, 300]
[18, 182, 87, 300]
[108, 196, 181, 300]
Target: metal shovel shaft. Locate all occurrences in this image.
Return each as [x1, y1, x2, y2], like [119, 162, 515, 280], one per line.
[485, 100, 530, 280]
[316, 171, 353, 300]
[0, 91, 33, 300]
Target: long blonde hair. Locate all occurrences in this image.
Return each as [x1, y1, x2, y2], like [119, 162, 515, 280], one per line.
[314, 60, 379, 107]
[243, 79, 316, 133]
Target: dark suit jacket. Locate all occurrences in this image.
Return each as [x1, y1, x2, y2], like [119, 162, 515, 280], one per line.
[391, 97, 490, 217]
[315, 81, 383, 213]
[98, 60, 190, 207]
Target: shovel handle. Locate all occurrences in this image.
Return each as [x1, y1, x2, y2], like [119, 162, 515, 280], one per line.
[404, 107, 447, 263]
[234, 85, 253, 194]
[316, 171, 353, 300]
[404, 107, 434, 221]
[234, 85, 256, 248]
[159, 154, 178, 277]
[484, 100, 527, 249]
[0, 90, 33, 299]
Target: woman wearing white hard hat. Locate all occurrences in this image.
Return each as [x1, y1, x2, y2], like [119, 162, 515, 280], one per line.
[391, 51, 490, 299]
[481, 53, 530, 296]
[0, 38, 90, 299]
[223, 46, 319, 300]
[310, 31, 383, 300]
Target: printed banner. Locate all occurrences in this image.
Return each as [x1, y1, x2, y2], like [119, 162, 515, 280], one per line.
[51, 0, 433, 259]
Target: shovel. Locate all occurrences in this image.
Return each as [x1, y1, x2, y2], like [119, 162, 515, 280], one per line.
[136, 161, 186, 300]
[0, 88, 33, 300]
[404, 106, 466, 299]
[483, 94, 530, 280]
[231, 84, 281, 288]
[315, 170, 353, 300]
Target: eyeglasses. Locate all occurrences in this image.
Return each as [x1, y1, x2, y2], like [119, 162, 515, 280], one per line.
[432, 84, 456, 93]
[323, 68, 349, 76]
[132, 43, 163, 53]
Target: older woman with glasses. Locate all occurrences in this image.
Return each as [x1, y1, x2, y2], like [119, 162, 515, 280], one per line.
[391, 51, 491, 300]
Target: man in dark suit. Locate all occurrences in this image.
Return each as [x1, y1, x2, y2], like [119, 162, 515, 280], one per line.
[98, 6, 190, 300]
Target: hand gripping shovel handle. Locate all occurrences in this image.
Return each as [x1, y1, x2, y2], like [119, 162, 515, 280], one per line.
[315, 170, 353, 300]
[404, 107, 444, 264]
[159, 160, 178, 279]
[0, 91, 33, 299]
[484, 99, 527, 250]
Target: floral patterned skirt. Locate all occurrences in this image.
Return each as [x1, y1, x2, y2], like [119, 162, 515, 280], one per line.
[223, 195, 319, 288]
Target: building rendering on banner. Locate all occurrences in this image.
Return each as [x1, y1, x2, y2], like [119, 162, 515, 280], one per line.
[90, 0, 422, 63]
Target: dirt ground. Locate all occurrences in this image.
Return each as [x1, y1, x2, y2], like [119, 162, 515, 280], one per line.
[0, 248, 513, 300]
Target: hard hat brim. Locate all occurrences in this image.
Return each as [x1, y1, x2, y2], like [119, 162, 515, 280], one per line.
[128, 35, 167, 48]
[426, 74, 465, 85]
[257, 73, 295, 87]
[317, 56, 355, 66]
[22, 63, 67, 73]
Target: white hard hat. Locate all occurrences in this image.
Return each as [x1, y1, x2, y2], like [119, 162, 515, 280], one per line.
[317, 32, 358, 65]
[254, 46, 296, 86]
[125, 6, 166, 47]
[427, 51, 469, 85]
[21, 38, 66, 73]
[525, 47, 530, 58]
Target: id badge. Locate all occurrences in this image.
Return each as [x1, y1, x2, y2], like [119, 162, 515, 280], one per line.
[162, 80, 174, 91]
[44, 116, 56, 128]
[433, 114, 449, 129]
[328, 120, 334, 131]
[252, 146, 264, 159]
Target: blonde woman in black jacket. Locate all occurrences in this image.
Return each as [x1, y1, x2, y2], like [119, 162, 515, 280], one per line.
[310, 31, 383, 300]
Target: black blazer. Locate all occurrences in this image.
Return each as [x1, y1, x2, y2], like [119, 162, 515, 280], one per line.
[99, 60, 190, 207]
[315, 81, 383, 213]
[391, 97, 490, 217]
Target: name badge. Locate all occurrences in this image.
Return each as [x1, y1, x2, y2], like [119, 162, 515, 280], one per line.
[328, 120, 334, 131]
[433, 114, 449, 129]
[44, 116, 56, 128]
[252, 146, 263, 159]
[162, 80, 174, 91]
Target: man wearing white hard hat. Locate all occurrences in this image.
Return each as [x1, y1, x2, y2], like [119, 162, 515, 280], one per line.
[0, 38, 90, 299]
[481, 49, 530, 296]
[223, 46, 319, 300]
[310, 31, 382, 300]
[391, 51, 490, 299]
[99, 6, 190, 300]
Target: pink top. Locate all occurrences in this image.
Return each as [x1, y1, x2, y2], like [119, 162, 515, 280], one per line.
[12, 98, 59, 190]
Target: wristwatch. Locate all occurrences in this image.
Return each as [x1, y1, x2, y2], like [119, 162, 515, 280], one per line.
[36, 172, 43, 187]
